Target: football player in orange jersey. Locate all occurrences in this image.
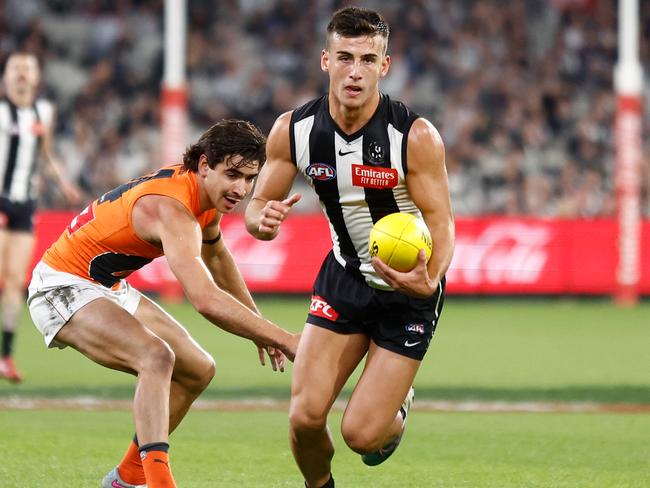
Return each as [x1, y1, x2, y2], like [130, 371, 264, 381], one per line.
[27, 119, 299, 488]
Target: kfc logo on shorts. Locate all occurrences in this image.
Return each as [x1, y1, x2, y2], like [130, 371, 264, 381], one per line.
[306, 163, 336, 181]
[310, 295, 339, 321]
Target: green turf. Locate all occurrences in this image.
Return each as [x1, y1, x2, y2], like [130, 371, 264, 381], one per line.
[2, 297, 649, 403]
[2, 297, 650, 487]
[0, 409, 648, 487]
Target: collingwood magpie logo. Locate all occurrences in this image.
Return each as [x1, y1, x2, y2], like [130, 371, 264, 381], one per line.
[366, 141, 385, 164]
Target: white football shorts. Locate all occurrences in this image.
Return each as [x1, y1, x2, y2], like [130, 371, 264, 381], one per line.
[27, 261, 142, 348]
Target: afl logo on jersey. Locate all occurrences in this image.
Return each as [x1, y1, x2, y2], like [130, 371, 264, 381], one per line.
[306, 163, 336, 181]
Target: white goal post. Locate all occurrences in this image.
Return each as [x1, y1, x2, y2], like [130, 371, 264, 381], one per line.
[161, 0, 188, 165]
[614, 0, 643, 306]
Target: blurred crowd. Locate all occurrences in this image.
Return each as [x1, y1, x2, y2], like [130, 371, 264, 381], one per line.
[1, 0, 649, 216]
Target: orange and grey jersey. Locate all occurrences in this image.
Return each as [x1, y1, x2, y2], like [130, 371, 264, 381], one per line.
[0, 97, 53, 202]
[289, 94, 422, 289]
[43, 164, 216, 288]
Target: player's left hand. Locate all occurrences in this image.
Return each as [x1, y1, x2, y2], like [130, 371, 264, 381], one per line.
[257, 345, 286, 372]
[372, 249, 437, 298]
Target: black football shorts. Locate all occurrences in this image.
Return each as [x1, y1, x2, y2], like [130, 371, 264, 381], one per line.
[307, 251, 445, 360]
[0, 197, 36, 232]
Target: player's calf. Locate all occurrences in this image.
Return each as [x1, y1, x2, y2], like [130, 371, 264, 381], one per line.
[340, 423, 387, 455]
[361, 386, 415, 466]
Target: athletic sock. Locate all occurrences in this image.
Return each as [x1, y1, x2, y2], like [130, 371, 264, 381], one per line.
[2, 330, 14, 357]
[139, 442, 177, 488]
[117, 438, 146, 485]
[305, 474, 335, 488]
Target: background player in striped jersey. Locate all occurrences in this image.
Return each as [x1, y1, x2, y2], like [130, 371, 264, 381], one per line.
[0, 52, 79, 382]
[246, 7, 454, 488]
[28, 120, 299, 488]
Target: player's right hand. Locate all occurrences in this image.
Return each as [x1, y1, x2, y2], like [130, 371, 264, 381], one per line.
[257, 345, 286, 372]
[273, 332, 300, 363]
[282, 332, 301, 362]
[372, 249, 437, 298]
[257, 193, 301, 236]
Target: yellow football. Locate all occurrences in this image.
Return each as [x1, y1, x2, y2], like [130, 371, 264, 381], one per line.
[368, 213, 432, 272]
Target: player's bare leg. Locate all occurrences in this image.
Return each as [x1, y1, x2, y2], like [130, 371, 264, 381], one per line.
[289, 324, 369, 488]
[0, 231, 34, 382]
[134, 295, 216, 432]
[340, 341, 420, 456]
[105, 295, 216, 486]
[55, 298, 177, 487]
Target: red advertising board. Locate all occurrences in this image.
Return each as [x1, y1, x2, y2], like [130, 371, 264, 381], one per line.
[31, 212, 650, 295]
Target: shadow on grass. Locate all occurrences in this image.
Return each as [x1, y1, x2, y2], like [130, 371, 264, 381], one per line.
[1, 385, 649, 404]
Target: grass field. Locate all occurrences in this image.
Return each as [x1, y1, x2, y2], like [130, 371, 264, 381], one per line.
[1, 410, 649, 487]
[1, 297, 649, 487]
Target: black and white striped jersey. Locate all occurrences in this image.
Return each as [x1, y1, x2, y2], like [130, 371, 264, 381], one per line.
[289, 93, 423, 289]
[0, 97, 53, 202]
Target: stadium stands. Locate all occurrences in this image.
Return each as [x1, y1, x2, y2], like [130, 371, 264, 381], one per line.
[1, 0, 648, 215]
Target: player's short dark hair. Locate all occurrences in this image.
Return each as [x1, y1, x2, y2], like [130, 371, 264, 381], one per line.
[326, 6, 390, 47]
[2, 51, 41, 73]
[182, 119, 266, 172]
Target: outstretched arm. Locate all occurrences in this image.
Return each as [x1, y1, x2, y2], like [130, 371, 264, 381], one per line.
[201, 217, 256, 310]
[372, 118, 455, 298]
[40, 106, 82, 204]
[133, 195, 299, 361]
[201, 217, 287, 371]
[245, 111, 301, 240]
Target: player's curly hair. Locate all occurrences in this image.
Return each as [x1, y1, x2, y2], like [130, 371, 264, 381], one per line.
[326, 6, 390, 48]
[182, 119, 266, 172]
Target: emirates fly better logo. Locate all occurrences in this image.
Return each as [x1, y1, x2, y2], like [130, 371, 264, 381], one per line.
[352, 164, 398, 189]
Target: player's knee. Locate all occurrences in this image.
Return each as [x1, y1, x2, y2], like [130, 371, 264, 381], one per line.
[201, 354, 216, 387]
[289, 400, 328, 433]
[140, 337, 176, 376]
[189, 353, 216, 393]
[4, 272, 24, 291]
[171, 351, 215, 396]
[341, 418, 382, 454]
